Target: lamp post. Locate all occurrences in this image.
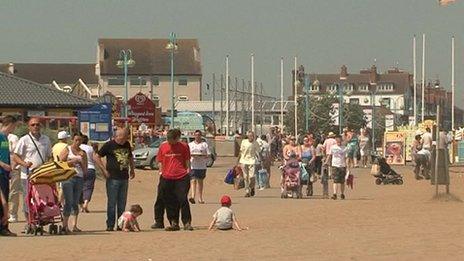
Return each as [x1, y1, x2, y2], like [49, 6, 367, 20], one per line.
[116, 49, 135, 121]
[338, 78, 346, 134]
[165, 32, 178, 129]
[304, 75, 310, 133]
[369, 82, 377, 154]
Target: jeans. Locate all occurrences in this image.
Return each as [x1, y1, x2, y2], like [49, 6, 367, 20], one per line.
[106, 178, 128, 228]
[160, 175, 191, 225]
[0, 174, 9, 230]
[62, 176, 84, 217]
[154, 176, 165, 224]
[82, 169, 96, 202]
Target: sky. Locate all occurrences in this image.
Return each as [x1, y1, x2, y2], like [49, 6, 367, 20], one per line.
[1, 0, 463, 106]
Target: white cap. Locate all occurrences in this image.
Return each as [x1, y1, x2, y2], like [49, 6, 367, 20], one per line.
[57, 131, 70, 140]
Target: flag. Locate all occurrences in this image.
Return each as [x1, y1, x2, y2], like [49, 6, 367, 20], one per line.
[439, 0, 456, 6]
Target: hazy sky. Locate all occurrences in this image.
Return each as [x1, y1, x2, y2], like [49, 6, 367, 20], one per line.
[1, 0, 463, 106]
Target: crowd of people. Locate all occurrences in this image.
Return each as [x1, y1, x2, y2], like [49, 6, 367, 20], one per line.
[236, 126, 374, 201]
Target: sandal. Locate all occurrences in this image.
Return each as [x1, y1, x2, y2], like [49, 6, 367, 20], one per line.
[198, 200, 205, 204]
[188, 198, 196, 204]
[72, 227, 82, 232]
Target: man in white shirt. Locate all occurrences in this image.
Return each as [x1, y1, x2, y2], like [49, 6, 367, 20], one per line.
[415, 148, 431, 180]
[421, 128, 433, 151]
[13, 117, 52, 222]
[188, 130, 210, 204]
[325, 135, 348, 200]
[238, 131, 260, 197]
[7, 133, 20, 223]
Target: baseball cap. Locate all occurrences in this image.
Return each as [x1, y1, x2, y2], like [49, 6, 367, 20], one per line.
[220, 195, 232, 205]
[57, 131, 70, 140]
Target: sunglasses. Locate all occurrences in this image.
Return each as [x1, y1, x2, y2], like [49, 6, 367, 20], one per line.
[29, 123, 41, 127]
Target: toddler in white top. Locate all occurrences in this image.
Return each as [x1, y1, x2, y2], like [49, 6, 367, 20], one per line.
[208, 195, 246, 231]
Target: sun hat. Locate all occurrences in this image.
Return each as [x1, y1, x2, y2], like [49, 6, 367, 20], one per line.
[220, 195, 232, 205]
[57, 131, 70, 140]
[328, 132, 335, 137]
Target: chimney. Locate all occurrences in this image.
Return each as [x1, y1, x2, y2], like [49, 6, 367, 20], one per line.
[369, 64, 378, 84]
[7, 62, 14, 74]
[340, 65, 348, 80]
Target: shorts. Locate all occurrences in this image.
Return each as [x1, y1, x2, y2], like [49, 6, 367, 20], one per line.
[190, 169, 207, 180]
[332, 167, 346, 184]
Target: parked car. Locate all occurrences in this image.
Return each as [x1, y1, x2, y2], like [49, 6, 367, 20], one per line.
[133, 135, 217, 170]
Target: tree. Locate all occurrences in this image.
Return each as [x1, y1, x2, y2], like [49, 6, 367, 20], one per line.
[284, 94, 367, 136]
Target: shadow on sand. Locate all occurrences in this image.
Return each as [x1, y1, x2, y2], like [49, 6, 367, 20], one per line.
[430, 193, 463, 203]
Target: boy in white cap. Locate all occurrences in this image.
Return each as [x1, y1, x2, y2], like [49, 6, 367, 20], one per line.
[52, 130, 70, 204]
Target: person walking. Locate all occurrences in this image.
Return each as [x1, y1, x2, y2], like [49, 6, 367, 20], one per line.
[358, 129, 370, 168]
[421, 127, 433, 151]
[52, 130, 70, 204]
[321, 132, 337, 198]
[154, 129, 193, 231]
[80, 136, 97, 213]
[13, 117, 52, 232]
[300, 135, 316, 196]
[7, 131, 20, 223]
[0, 115, 18, 236]
[95, 128, 135, 231]
[325, 135, 348, 200]
[59, 134, 87, 233]
[238, 131, 260, 197]
[257, 135, 271, 189]
[282, 136, 301, 163]
[188, 130, 210, 204]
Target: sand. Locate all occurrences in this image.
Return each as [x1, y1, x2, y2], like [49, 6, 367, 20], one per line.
[2, 157, 464, 261]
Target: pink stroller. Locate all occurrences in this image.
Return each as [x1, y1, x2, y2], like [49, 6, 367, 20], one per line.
[26, 183, 63, 235]
[280, 159, 302, 199]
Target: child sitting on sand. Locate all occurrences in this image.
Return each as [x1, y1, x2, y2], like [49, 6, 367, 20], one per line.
[208, 195, 246, 231]
[117, 204, 143, 232]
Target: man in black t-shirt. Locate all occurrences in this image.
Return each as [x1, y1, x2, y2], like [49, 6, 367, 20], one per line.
[96, 128, 135, 231]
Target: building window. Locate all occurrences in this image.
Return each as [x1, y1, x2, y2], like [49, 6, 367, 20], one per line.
[151, 77, 159, 86]
[108, 77, 125, 85]
[178, 78, 188, 86]
[309, 85, 319, 92]
[358, 84, 369, 92]
[343, 83, 354, 92]
[381, 98, 391, 108]
[349, 98, 359, 104]
[130, 77, 147, 86]
[378, 83, 394, 92]
[327, 84, 338, 92]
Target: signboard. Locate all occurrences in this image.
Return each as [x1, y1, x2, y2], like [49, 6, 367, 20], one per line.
[385, 114, 394, 131]
[330, 103, 339, 126]
[363, 109, 372, 129]
[384, 131, 406, 165]
[127, 92, 156, 123]
[78, 103, 112, 141]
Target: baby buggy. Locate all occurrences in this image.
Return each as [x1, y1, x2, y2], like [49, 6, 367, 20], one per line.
[280, 158, 302, 199]
[25, 161, 76, 235]
[373, 156, 403, 185]
[25, 182, 63, 235]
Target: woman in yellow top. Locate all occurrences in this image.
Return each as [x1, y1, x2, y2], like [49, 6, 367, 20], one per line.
[238, 131, 260, 198]
[282, 136, 301, 163]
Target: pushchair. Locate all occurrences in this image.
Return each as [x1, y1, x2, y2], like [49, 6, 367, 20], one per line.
[26, 182, 63, 235]
[280, 158, 302, 199]
[373, 156, 403, 185]
[25, 161, 76, 235]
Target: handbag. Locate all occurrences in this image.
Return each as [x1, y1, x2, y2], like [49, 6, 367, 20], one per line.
[224, 168, 235, 185]
[370, 164, 379, 176]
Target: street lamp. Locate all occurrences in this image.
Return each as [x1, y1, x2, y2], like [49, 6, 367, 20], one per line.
[369, 82, 378, 154]
[338, 77, 346, 134]
[116, 49, 136, 120]
[304, 75, 310, 133]
[166, 32, 178, 129]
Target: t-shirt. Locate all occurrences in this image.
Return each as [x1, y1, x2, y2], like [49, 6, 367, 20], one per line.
[330, 144, 347, 168]
[157, 141, 191, 180]
[0, 133, 10, 178]
[323, 138, 337, 155]
[213, 207, 235, 230]
[189, 141, 210, 170]
[239, 139, 260, 165]
[15, 133, 52, 179]
[52, 142, 68, 161]
[117, 211, 137, 229]
[80, 144, 95, 170]
[422, 132, 433, 149]
[8, 134, 19, 170]
[98, 140, 133, 180]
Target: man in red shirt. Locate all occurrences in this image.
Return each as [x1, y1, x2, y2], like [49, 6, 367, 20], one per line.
[155, 129, 192, 231]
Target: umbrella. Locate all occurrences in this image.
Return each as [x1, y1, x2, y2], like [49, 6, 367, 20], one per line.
[28, 161, 76, 185]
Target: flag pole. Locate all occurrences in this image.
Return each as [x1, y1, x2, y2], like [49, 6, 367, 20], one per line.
[421, 33, 426, 123]
[413, 35, 417, 126]
[451, 36, 455, 131]
[294, 56, 298, 136]
[280, 57, 284, 132]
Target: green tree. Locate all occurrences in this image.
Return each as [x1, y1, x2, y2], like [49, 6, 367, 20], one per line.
[284, 94, 367, 136]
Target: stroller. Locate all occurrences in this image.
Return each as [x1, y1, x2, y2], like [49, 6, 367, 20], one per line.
[373, 156, 403, 185]
[280, 158, 303, 199]
[26, 182, 63, 235]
